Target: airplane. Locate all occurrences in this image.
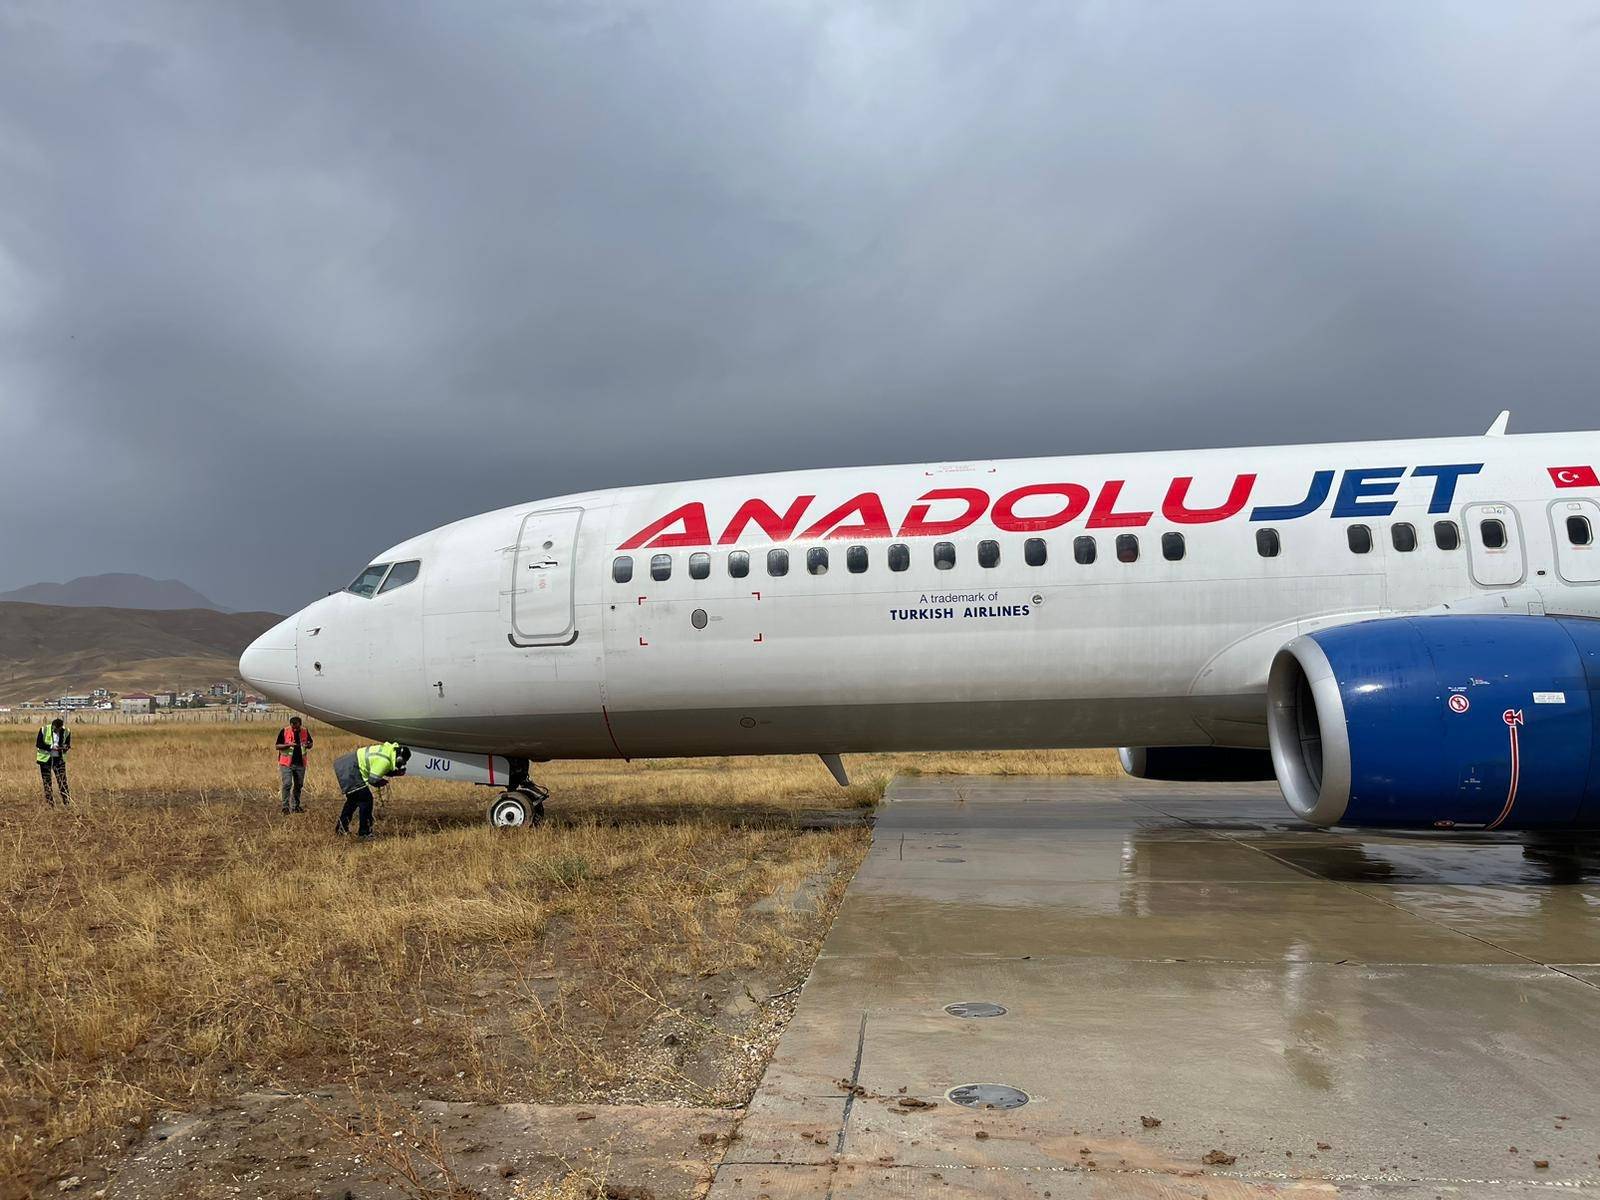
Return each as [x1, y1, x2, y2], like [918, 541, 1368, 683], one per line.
[240, 412, 1600, 834]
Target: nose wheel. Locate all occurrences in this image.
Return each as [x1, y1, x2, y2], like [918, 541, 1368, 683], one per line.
[488, 784, 547, 830]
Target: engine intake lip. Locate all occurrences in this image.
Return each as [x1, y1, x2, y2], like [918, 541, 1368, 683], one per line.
[1268, 636, 1352, 826]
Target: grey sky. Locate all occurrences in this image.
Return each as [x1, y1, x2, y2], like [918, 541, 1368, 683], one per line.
[2, 2, 1598, 613]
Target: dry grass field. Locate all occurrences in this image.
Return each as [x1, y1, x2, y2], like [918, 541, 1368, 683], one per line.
[0, 721, 1116, 1197]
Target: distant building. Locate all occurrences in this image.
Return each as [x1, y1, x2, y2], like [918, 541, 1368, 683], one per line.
[58, 695, 95, 710]
[209, 681, 234, 698]
[152, 692, 177, 708]
[120, 693, 155, 714]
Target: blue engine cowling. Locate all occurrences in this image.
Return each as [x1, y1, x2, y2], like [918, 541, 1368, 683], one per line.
[1267, 615, 1600, 830]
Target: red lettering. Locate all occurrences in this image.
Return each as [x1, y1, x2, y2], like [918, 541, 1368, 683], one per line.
[618, 502, 712, 550]
[717, 496, 815, 545]
[992, 483, 1090, 532]
[1086, 480, 1152, 529]
[1161, 474, 1257, 524]
[799, 493, 892, 540]
[897, 488, 989, 538]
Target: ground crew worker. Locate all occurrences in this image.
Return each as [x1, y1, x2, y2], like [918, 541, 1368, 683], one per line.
[36, 717, 72, 807]
[275, 716, 314, 813]
[331, 741, 410, 839]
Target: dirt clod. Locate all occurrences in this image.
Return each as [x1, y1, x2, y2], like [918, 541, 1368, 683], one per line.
[1535, 1160, 1550, 1169]
[1203, 1149, 1237, 1166]
[1140, 1115, 1162, 1128]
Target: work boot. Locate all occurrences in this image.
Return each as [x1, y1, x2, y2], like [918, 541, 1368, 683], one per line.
[333, 822, 346, 836]
[281, 805, 290, 814]
[292, 804, 304, 813]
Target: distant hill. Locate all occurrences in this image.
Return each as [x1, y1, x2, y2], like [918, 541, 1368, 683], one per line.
[0, 573, 226, 612]
[0, 602, 283, 702]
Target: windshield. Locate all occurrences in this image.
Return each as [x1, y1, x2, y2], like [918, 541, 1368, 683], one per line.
[378, 560, 421, 594]
[346, 563, 391, 598]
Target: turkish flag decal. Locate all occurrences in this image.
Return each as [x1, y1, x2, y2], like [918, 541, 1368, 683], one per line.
[1549, 466, 1600, 488]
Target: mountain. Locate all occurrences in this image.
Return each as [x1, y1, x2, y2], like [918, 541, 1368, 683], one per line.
[0, 573, 226, 612]
[0, 602, 283, 701]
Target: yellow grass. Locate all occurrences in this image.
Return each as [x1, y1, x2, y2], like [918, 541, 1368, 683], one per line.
[0, 722, 1117, 1193]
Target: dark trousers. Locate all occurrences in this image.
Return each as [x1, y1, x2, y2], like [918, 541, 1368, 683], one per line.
[280, 765, 306, 811]
[338, 786, 374, 836]
[39, 758, 70, 806]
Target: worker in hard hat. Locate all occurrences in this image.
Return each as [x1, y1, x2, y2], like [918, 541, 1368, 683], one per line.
[331, 741, 409, 839]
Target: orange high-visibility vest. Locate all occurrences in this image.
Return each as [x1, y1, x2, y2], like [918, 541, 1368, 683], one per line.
[277, 725, 312, 767]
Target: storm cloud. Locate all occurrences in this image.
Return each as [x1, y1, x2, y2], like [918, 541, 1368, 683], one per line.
[2, 1, 1598, 612]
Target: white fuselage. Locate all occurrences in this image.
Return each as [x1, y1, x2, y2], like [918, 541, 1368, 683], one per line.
[240, 430, 1600, 761]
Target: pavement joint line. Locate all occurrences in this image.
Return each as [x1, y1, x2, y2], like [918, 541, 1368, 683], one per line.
[1120, 792, 1600, 991]
[818, 952, 1556, 966]
[821, 1012, 869, 1200]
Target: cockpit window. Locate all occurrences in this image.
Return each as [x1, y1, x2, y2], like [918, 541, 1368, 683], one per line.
[346, 563, 391, 598]
[378, 560, 421, 594]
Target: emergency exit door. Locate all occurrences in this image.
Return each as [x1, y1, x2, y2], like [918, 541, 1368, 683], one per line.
[1463, 502, 1526, 588]
[1551, 498, 1600, 584]
[510, 507, 582, 644]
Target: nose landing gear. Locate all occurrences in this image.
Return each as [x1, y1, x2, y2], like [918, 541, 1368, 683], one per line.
[488, 780, 548, 829]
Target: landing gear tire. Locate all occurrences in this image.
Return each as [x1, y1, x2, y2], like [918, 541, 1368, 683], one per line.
[488, 788, 545, 830]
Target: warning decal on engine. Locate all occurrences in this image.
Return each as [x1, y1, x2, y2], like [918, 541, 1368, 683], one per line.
[1533, 691, 1566, 705]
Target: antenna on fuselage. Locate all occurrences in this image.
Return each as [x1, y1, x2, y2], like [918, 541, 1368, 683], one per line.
[1485, 410, 1511, 437]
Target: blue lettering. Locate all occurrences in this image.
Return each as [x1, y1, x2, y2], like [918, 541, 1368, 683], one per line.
[1411, 463, 1483, 514]
[1251, 470, 1334, 522]
[1332, 467, 1405, 518]
[427, 757, 447, 771]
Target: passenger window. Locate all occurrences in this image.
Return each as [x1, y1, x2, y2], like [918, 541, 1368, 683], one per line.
[346, 563, 391, 598]
[1347, 525, 1372, 554]
[933, 542, 956, 570]
[612, 555, 633, 584]
[1025, 537, 1047, 567]
[727, 550, 750, 578]
[1256, 528, 1280, 558]
[1116, 534, 1139, 563]
[1161, 532, 1185, 562]
[1567, 515, 1593, 546]
[847, 545, 868, 573]
[1073, 536, 1096, 565]
[1434, 520, 1460, 550]
[650, 554, 672, 581]
[767, 548, 789, 577]
[1480, 519, 1507, 550]
[1391, 523, 1417, 553]
[888, 543, 910, 572]
[688, 552, 710, 579]
[807, 547, 829, 575]
[978, 540, 1000, 568]
[378, 559, 421, 593]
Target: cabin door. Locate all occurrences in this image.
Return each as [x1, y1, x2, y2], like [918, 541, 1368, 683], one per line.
[1551, 498, 1600, 585]
[509, 507, 583, 645]
[1463, 502, 1526, 589]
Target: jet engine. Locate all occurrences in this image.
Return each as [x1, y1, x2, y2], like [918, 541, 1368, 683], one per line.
[1118, 746, 1275, 782]
[1267, 615, 1600, 830]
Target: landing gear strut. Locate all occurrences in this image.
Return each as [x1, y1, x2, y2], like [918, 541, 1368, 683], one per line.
[488, 758, 546, 829]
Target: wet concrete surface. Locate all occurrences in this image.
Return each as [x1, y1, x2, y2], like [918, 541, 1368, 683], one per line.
[711, 776, 1600, 1198]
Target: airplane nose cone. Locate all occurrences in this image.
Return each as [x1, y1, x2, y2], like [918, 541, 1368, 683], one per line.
[240, 615, 302, 707]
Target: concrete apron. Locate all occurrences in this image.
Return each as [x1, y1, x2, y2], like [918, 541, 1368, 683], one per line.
[711, 776, 1600, 1198]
